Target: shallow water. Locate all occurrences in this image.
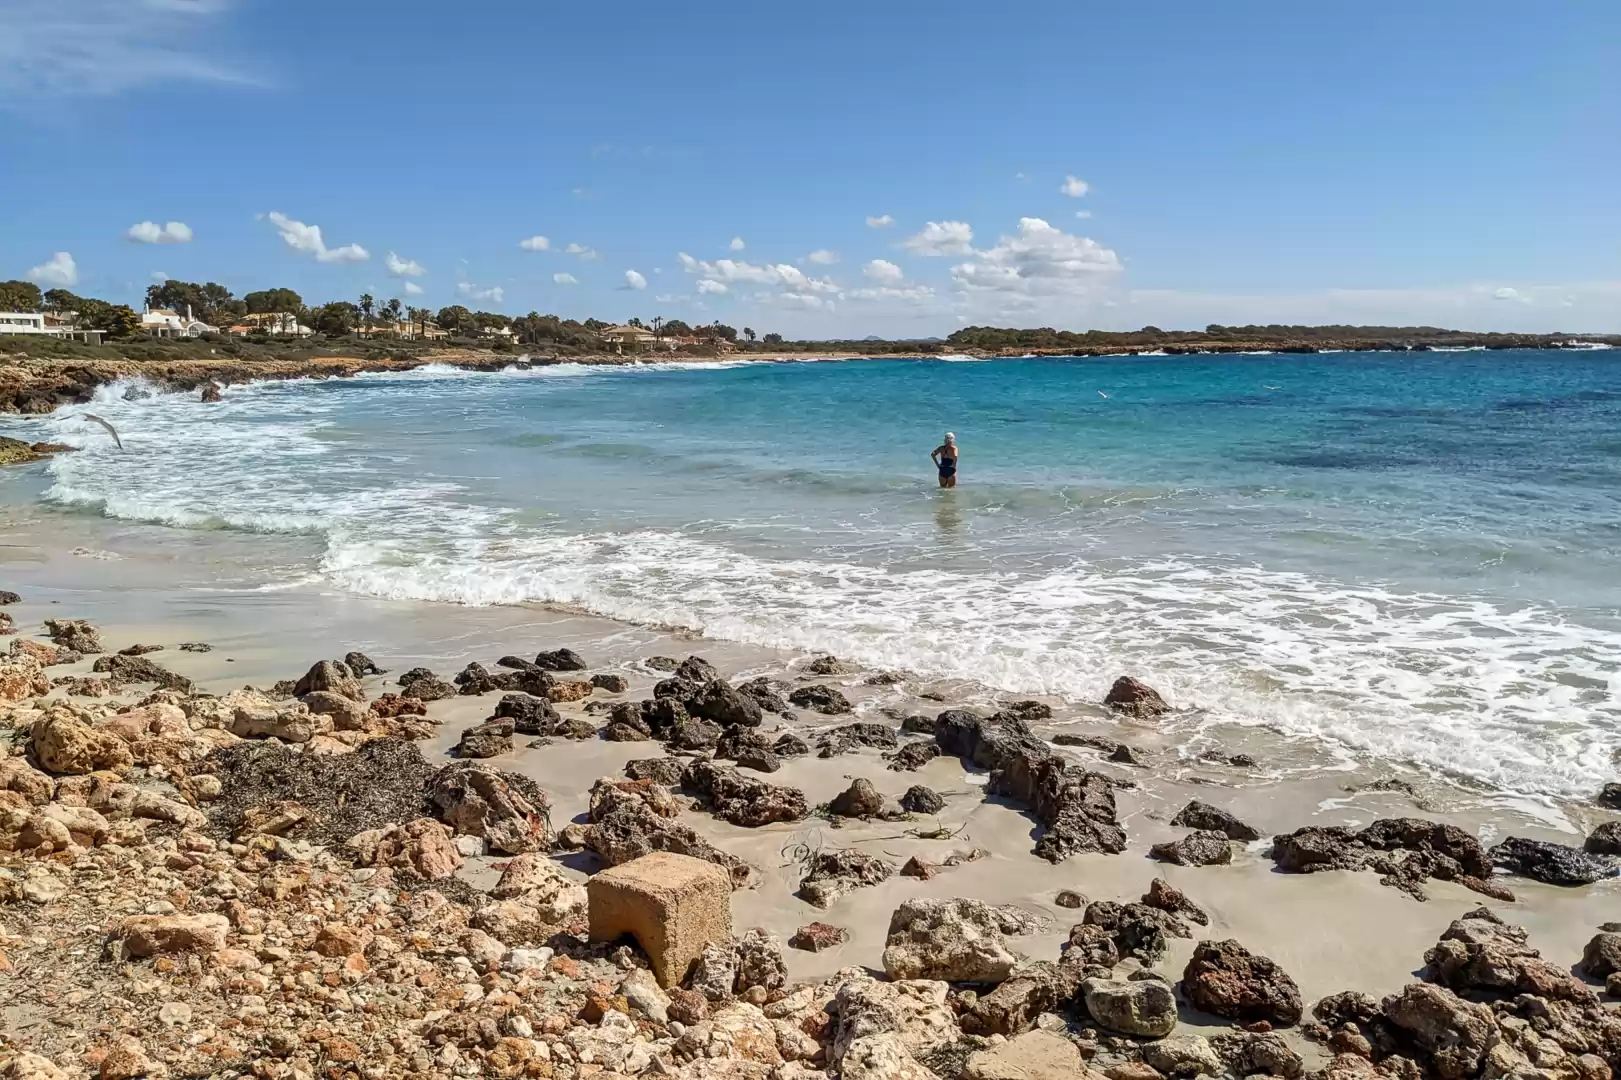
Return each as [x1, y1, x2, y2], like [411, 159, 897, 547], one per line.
[3, 349, 1619, 797]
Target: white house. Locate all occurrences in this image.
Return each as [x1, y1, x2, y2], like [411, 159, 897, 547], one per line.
[0, 311, 53, 335]
[142, 306, 217, 338]
[227, 312, 312, 337]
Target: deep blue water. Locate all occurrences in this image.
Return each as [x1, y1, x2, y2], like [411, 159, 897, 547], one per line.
[4, 348, 1619, 795]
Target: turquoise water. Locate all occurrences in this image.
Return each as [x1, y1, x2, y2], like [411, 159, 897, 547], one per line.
[5, 349, 1620, 796]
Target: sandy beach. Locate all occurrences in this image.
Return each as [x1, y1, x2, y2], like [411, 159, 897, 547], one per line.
[2, 491, 1618, 1078]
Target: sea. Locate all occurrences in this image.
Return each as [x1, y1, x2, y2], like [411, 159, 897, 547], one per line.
[2, 348, 1619, 799]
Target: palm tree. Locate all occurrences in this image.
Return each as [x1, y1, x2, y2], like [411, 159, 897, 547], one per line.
[383, 297, 402, 325]
[359, 293, 375, 326]
[744, 327, 756, 343]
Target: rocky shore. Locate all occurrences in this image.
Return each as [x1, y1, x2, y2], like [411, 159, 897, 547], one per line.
[1, 588, 1618, 1080]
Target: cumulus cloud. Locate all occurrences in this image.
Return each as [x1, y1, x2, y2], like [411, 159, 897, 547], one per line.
[623, 269, 648, 290]
[402, 281, 424, 296]
[866, 214, 894, 228]
[1493, 286, 1529, 303]
[902, 220, 974, 256]
[1060, 175, 1090, 197]
[805, 249, 839, 265]
[28, 252, 78, 286]
[757, 291, 834, 311]
[553, 272, 578, 285]
[846, 284, 936, 303]
[150, 270, 169, 282]
[729, 236, 746, 251]
[864, 259, 905, 285]
[385, 251, 425, 277]
[127, 220, 192, 244]
[0, 0, 251, 98]
[456, 282, 504, 303]
[950, 217, 1121, 294]
[677, 253, 838, 293]
[266, 212, 369, 264]
[696, 279, 728, 295]
[565, 243, 599, 260]
[518, 235, 550, 251]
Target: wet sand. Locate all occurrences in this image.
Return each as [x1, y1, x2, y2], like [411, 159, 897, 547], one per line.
[3, 498, 1617, 1034]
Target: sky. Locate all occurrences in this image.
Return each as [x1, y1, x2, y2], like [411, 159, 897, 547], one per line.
[1, 0, 1617, 338]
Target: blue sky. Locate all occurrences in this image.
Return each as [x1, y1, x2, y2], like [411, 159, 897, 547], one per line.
[2, 0, 1617, 337]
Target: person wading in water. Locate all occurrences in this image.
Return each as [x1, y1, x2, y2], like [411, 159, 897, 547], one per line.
[931, 432, 959, 488]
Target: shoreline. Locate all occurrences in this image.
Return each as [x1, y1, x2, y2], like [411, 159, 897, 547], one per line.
[1, 498, 1619, 1078]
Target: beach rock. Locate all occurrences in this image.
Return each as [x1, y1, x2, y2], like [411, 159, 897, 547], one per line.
[91, 653, 193, 691]
[1084, 976, 1179, 1037]
[1489, 836, 1617, 885]
[347, 817, 463, 879]
[0, 759, 54, 805]
[1208, 1032, 1304, 1080]
[797, 848, 896, 907]
[299, 689, 368, 730]
[964, 1030, 1093, 1080]
[737, 676, 790, 715]
[591, 672, 629, 693]
[624, 756, 688, 787]
[1597, 783, 1621, 809]
[1171, 800, 1263, 841]
[1271, 819, 1508, 902]
[900, 848, 988, 881]
[1144, 877, 1210, 926]
[43, 619, 102, 654]
[32, 713, 134, 775]
[669, 715, 723, 751]
[455, 720, 513, 758]
[686, 939, 738, 1002]
[1585, 821, 1621, 856]
[1380, 983, 1499, 1080]
[489, 853, 587, 917]
[773, 731, 810, 757]
[532, 647, 587, 671]
[789, 922, 848, 952]
[396, 666, 456, 701]
[819, 721, 899, 757]
[1054, 889, 1087, 909]
[1142, 1034, 1224, 1078]
[883, 897, 1044, 983]
[453, 661, 514, 695]
[114, 913, 230, 957]
[938, 709, 1126, 863]
[899, 714, 938, 735]
[961, 959, 1084, 1037]
[1422, 909, 1593, 1001]
[12, 639, 73, 666]
[0, 654, 49, 703]
[733, 928, 788, 995]
[493, 692, 561, 735]
[1103, 675, 1168, 717]
[1083, 900, 1189, 963]
[687, 678, 764, 727]
[789, 684, 851, 714]
[1181, 939, 1303, 1027]
[829, 974, 960, 1069]
[683, 759, 808, 827]
[342, 650, 383, 675]
[430, 761, 552, 854]
[1580, 932, 1621, 979]
[1150, 830, 1235, 866]
[886, 741, 942, 771]
[656, 655, 719, 697]
[0, 589, 18, 605]
[589, 776, 682, 822]
[829, 777, 886, 819]
[2, 1053, 72, 1080]
[588, 851, 732, 988]
[900, 785, 946, 815]
[585, 803, 752, 888]
[293, 659, 363, 701]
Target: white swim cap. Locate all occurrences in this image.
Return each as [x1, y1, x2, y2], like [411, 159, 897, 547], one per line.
[945, 431, 955, 442]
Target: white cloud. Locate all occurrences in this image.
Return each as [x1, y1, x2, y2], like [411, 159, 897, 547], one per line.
[1493, 286, 1529, 303]
[456, 282, 504, 304]
[846, 285, 936, 303]
[866, 215, 894, 228]
[518, 235, 551, 251]
[565, 243, 599, 260]
[864, 259, 905, 285]
[1060, 175, 1090, 197]
[757, 291, 834, 311]
[150, 270, 168, 282]
[553, 272, 578, 285]
[696, 279, 728, 295]
[1075, 210, 1093, 219]
[27, 251, 77, 287]
[266, 211, 370, 264]
[902, 220, 974, 256]
[0, 0, 249, 98]
[126, 220, 192, 244]
[729, 236, 746, 251]
[950, 217, 1121, 294]
[1014, 172, 1029, 182]
[677, 253, 838, 293]
[402, 281, 424, 296]
[805, 249, 839, 266]
[385, 251, 425, 277]
[624, 269, 648, 291]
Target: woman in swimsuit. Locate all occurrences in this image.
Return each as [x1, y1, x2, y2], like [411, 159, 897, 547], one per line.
[931, 432, 958, 488]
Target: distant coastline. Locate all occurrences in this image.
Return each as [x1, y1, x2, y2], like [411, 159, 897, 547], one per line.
[2, 327, 1616, 416]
